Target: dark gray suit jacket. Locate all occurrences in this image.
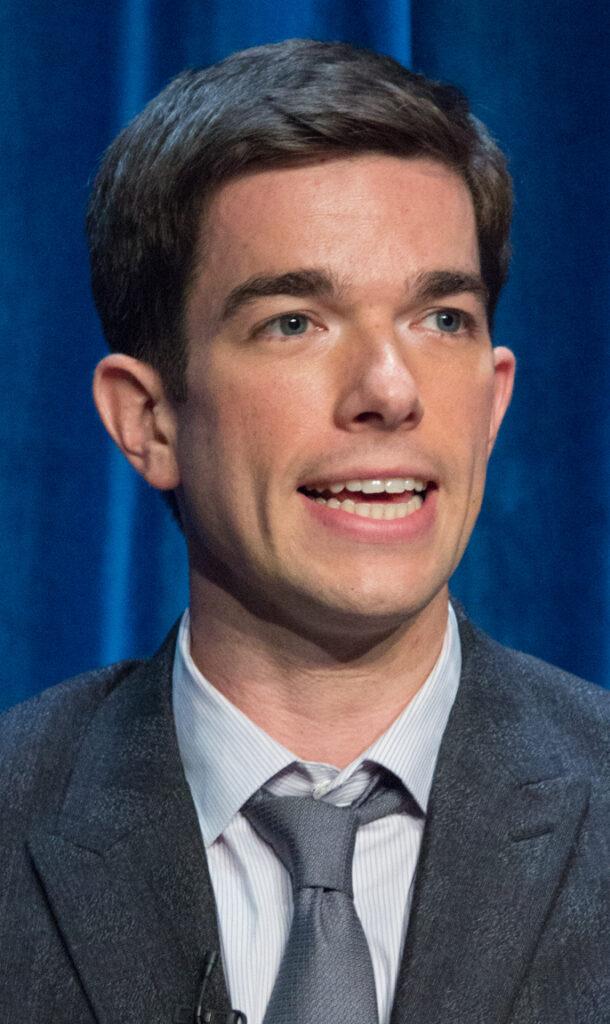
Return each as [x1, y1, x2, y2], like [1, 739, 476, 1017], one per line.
[1, 608, 609, 1023]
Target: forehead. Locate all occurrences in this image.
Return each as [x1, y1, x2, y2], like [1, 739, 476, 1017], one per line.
[194, 155, 480, 306]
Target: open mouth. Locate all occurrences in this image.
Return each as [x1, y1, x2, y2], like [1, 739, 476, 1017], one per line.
[297, 477, 434, 521]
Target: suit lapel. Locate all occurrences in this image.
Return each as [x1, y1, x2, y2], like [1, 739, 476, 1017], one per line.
[391, 611, 590, 1024]
[28, 627, 231, 1024]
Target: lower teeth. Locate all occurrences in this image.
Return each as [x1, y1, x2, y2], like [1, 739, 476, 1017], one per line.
[313, 495, 423, 520]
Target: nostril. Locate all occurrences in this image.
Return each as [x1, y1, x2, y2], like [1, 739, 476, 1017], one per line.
[354, 411, 384, 423]
[352, 408, 421, 428]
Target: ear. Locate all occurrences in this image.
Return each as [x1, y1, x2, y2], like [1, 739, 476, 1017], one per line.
[487, 345, 516, 455]
[92, 354, 181, 490]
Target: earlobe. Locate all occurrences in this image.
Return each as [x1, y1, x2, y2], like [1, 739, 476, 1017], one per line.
[487, 346, 516, 454]
[92, 354, 181, 490]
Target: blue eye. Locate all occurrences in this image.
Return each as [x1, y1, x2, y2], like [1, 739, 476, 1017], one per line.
[433, 310, 464, 333]
[276, 314, 310, 336]
[252, 312, 315, 342]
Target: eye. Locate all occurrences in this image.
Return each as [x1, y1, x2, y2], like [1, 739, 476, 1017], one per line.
[265, 313, 312, 337]
[423, 309, 472, 334]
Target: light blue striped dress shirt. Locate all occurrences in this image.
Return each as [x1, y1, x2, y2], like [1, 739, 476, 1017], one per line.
[173, 604, 461, 1024]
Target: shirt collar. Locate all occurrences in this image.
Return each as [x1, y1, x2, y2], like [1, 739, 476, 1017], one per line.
[360, 603, 461, 811]
[173, 605, 461, 846]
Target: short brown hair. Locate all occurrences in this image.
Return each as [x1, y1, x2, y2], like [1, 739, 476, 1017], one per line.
[87, 39, 512, 407]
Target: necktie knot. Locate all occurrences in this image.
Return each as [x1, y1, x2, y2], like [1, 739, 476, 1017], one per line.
[243, 795, 359, 895]
[242, 776, 407, 897]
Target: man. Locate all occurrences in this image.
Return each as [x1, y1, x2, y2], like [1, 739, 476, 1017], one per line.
[0, 39, 608, 1024]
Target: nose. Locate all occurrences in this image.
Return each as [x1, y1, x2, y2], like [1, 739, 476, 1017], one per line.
[334, 327, 423, 433]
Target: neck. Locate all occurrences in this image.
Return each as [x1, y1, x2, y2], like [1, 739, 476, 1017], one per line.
[188, 576, 449, 769]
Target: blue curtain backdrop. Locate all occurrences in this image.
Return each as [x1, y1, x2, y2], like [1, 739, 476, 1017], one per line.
[1, 0, 608, 710]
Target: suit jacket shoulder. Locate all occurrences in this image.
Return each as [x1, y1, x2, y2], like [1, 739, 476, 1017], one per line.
[455, 608, 609, 773]
[0, 658, 142, 824]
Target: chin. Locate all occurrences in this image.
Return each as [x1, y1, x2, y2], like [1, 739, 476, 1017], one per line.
[283, 576, 441, 636]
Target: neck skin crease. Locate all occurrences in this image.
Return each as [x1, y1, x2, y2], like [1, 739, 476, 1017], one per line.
[188, 575, 449, 770]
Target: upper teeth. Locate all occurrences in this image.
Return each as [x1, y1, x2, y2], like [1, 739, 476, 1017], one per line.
[311, 477, 427, 495]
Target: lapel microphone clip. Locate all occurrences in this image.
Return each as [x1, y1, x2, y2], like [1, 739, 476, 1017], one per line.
[174, 950, 248, 1023]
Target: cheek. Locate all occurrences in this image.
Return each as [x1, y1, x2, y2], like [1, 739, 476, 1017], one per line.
[229, 350, 327, 430]
[426, 358, 497, 462]
[186, 367, 318, 484]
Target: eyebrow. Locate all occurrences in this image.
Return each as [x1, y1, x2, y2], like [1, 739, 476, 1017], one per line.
[220, 269, 338, 322]
[412, 269, 489, 307]
[219, 266, 488, 323]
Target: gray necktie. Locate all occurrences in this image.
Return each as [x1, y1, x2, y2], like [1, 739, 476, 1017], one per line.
[242, 777, 406, 1024]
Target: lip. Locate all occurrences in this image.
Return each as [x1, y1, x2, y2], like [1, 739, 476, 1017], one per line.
[299, 467, 437, 489]
[298, 484, 437, 544]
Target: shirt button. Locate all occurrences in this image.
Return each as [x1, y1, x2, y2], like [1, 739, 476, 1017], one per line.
[313, 780, 332, 799]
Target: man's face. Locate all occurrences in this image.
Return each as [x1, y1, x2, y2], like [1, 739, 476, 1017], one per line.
[175, 155, 514, 639]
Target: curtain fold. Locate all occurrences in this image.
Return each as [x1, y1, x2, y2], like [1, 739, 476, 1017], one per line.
[411, 0, 610, 685]
[1, 0, 607, 709]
